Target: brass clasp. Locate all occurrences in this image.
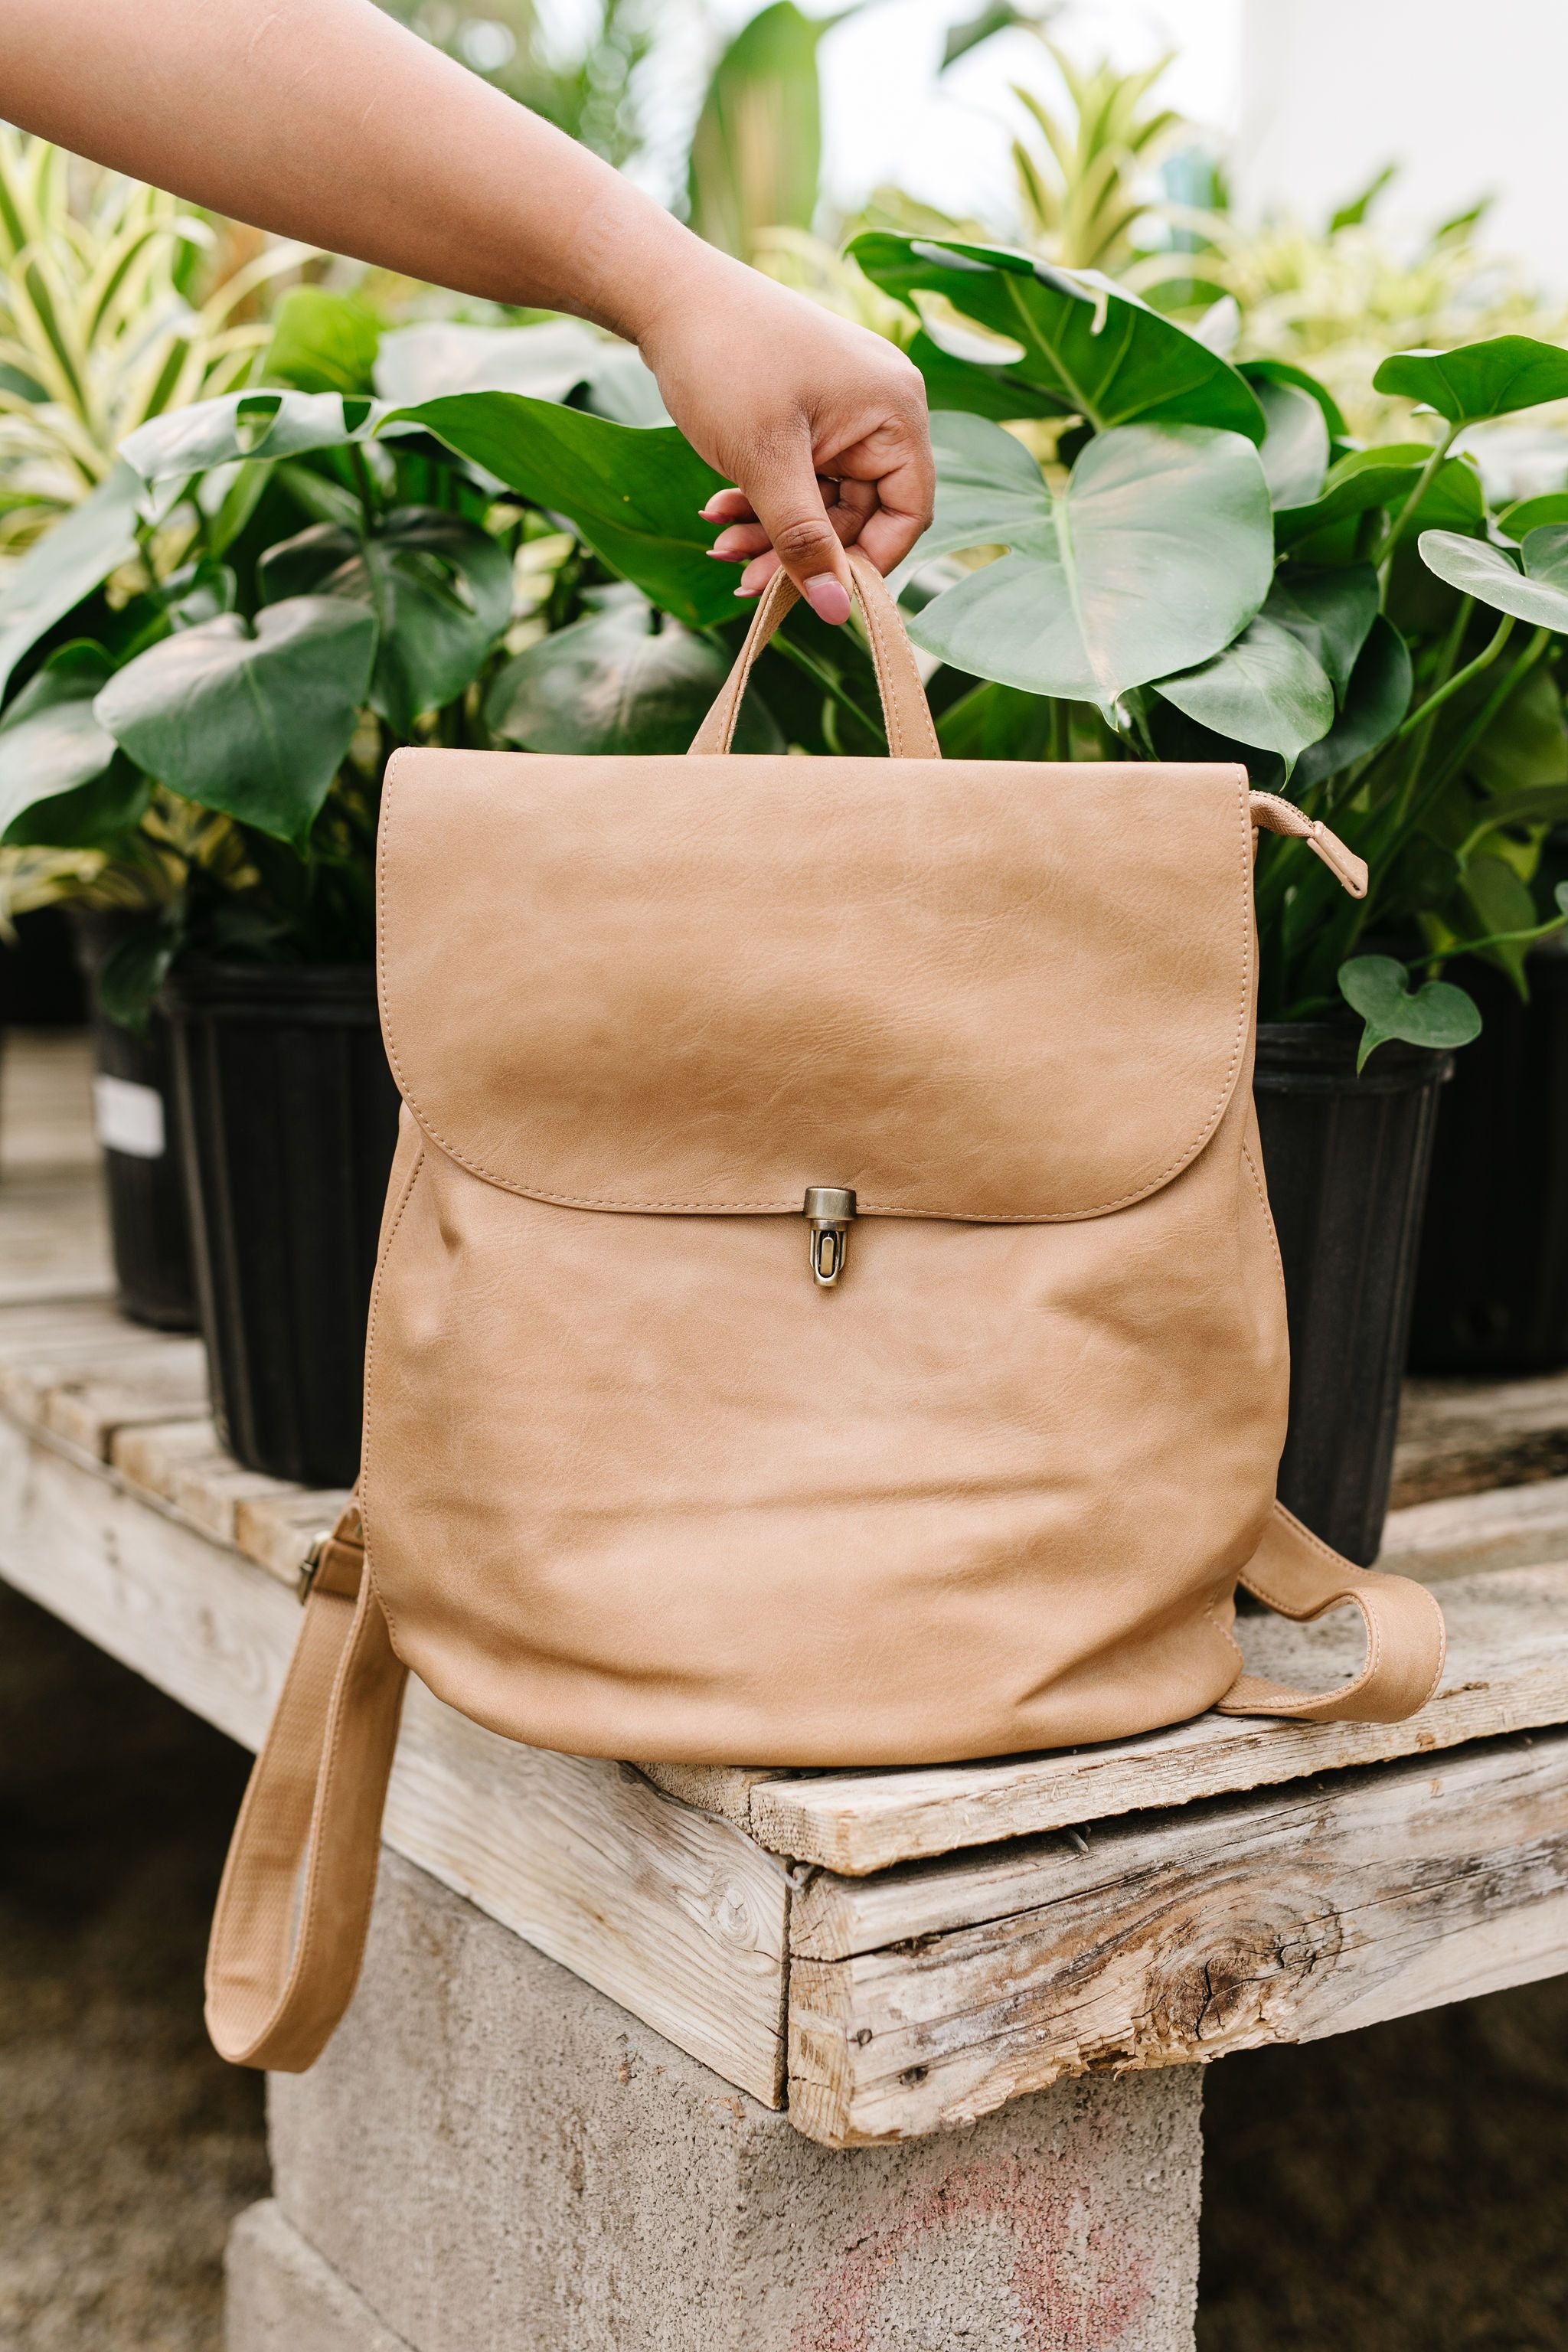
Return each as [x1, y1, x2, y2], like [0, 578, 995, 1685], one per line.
[803, 1187, 857, 1289]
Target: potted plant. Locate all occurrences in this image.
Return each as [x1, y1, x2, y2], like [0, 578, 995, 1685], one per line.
[11, 219, 1568, 1555]
[1407, 926, 1568, 1372]
[0, 283, 807, 1481]
[828, 238, 1568, 1560]
[312, 252, 1568, 1560]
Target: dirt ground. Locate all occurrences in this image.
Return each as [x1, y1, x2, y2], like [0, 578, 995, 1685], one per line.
[3, 1578, 1568, 2352]
[0, 1584, 265, 2352]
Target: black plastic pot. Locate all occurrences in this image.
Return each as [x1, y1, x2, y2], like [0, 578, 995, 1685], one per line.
[1254, 1024, 1452, 1565]
[72, 913, 198, 1331]
[163, 962, 400, 1488]
[0, 905, 87, 1027]
[1409, 945, 1568, 1372]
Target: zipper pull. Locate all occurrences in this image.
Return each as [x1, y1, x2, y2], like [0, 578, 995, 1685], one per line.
[804, 1187, 857, 1289]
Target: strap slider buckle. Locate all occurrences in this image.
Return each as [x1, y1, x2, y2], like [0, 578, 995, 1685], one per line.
[298, 1530, 332, 1606]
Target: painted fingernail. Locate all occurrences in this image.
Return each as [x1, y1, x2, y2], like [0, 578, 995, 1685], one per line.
[804, 575, 851, 626]
[706, 547, 743, 561]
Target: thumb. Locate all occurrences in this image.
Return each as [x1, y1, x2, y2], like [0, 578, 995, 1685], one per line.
[744, 441, 853, 625]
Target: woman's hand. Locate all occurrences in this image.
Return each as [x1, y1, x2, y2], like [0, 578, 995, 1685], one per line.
[0, 0, 936, 625]
[639, 256, 934, 625]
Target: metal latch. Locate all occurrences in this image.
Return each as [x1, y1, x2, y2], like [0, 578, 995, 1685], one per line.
[803, 1187, 857, 1289]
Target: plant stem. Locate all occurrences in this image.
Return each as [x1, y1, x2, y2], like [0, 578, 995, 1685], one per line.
[1423, 907, 1568, 969]
[1376, 419, 1461, 584]
[1049, 695, 1070, 761]
[348, 442, 379, 521]
[1393, 609, 1511, 743]
[770, 635, 887, 751]
[1403, 626, 1552, 834]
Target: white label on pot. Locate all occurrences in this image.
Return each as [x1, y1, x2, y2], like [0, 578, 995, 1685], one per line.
[93, 1075, 165, 1160]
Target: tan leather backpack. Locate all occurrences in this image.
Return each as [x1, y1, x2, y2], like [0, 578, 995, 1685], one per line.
[205, 550, 1446, 2073]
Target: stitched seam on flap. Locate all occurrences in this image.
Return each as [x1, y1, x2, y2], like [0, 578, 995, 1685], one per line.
[378, 763, 1253, 1219]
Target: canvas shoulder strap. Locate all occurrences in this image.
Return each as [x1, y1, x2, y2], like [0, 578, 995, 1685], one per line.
[205, 1495, 1445, 2073]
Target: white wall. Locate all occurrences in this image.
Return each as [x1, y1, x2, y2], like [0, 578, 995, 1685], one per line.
[814, 0, 1244, 225]
[1237, 0, 1568, 279]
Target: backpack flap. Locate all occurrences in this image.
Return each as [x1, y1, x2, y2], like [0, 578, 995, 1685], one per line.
[377, 748, 1256, 1224]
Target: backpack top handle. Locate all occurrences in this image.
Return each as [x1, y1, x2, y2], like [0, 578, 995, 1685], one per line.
[689, 545, 942, 762]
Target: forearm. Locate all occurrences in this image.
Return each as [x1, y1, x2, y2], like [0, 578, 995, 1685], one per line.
[0, 0, 731, 341]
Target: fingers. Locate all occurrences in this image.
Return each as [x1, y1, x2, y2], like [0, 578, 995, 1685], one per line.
[826, 418, 935, 578]
[709, 427, 854, 621]
[698, 487, 756, 525]
[700, 411, 933, 616]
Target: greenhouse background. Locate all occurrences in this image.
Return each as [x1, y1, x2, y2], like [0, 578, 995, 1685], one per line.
[8, 3, 1568, 2349]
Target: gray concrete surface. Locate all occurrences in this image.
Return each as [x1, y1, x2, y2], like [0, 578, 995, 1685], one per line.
[226, 2203, 412, 2352]
[266, 1851, 1204, 2352]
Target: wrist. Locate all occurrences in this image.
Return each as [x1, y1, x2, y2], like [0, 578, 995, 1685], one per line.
[565, 181, 735, 348]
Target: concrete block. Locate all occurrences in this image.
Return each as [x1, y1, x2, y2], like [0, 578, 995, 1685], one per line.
[269, 1851, 1202, 2351]
[227, 2200, 413, 2351]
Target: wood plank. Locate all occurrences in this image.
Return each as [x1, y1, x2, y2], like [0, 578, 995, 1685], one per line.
[1379, 1475, 1568, 1580]
[1394, 1370, 1568, 1505]
[1, 1030, 98, 1171]
[234, 1484, 355, 1586]
[109, 1413, 350, 1580]
[0, 1413, 789, 2107]
[38, 1344, 209, 1460]
[0, 1313, 202, 1432]
[786, 1729, 1568, 2145]
[747, 1560, 1568, 1873]
[0, 1164, 111, 1304]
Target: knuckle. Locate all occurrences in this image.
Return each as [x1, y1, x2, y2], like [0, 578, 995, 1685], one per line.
[772, 515, 834, 566]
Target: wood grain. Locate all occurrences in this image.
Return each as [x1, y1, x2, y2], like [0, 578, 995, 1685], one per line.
[1378, 1475, 1568, 1581]
[0, 1161, 111, 1304]
[1394, 1371, 1568, 1505]
[746, 1559, 1568, 1873]
[787, 1729, 1568, 2145]
[0, 1413, 789, 2105]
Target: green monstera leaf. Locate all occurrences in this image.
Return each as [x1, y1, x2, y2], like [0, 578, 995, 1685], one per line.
[485, 592, 782, 756]
[1276, 443, 1484, 549]
[935, 678, 1058, 759]
[263, 289, 381, 397]
[1338, 955, 1482, 1071]
[1419, 526, 1568, 630]
[1374, 336, 1568, 426]
[0, 640, 149, 848]
[1155, 616, 1334, 769]
[0, 461, 143, 700]
[1250, 377, 1330, 510]
[1498, 492, 1568, 540]
[94, 596, 377, 844]
[1292, 616, 1413, 792]
[848, 233, 1266, 439]
[1238, 358, 1348, 443]
[373, 318, 609, 406]
[120, 389, 380, 480]
[397, 394, 729, 626]
[119, 387, 730, 626]
[0, 641, 116, 818]
[906, 411, 1273, 701]
[1262, 565, 1379, 701]
[259, 507, 512, 736]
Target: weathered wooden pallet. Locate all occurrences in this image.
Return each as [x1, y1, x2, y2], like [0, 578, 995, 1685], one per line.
[8, 1040, 1568, 2145]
